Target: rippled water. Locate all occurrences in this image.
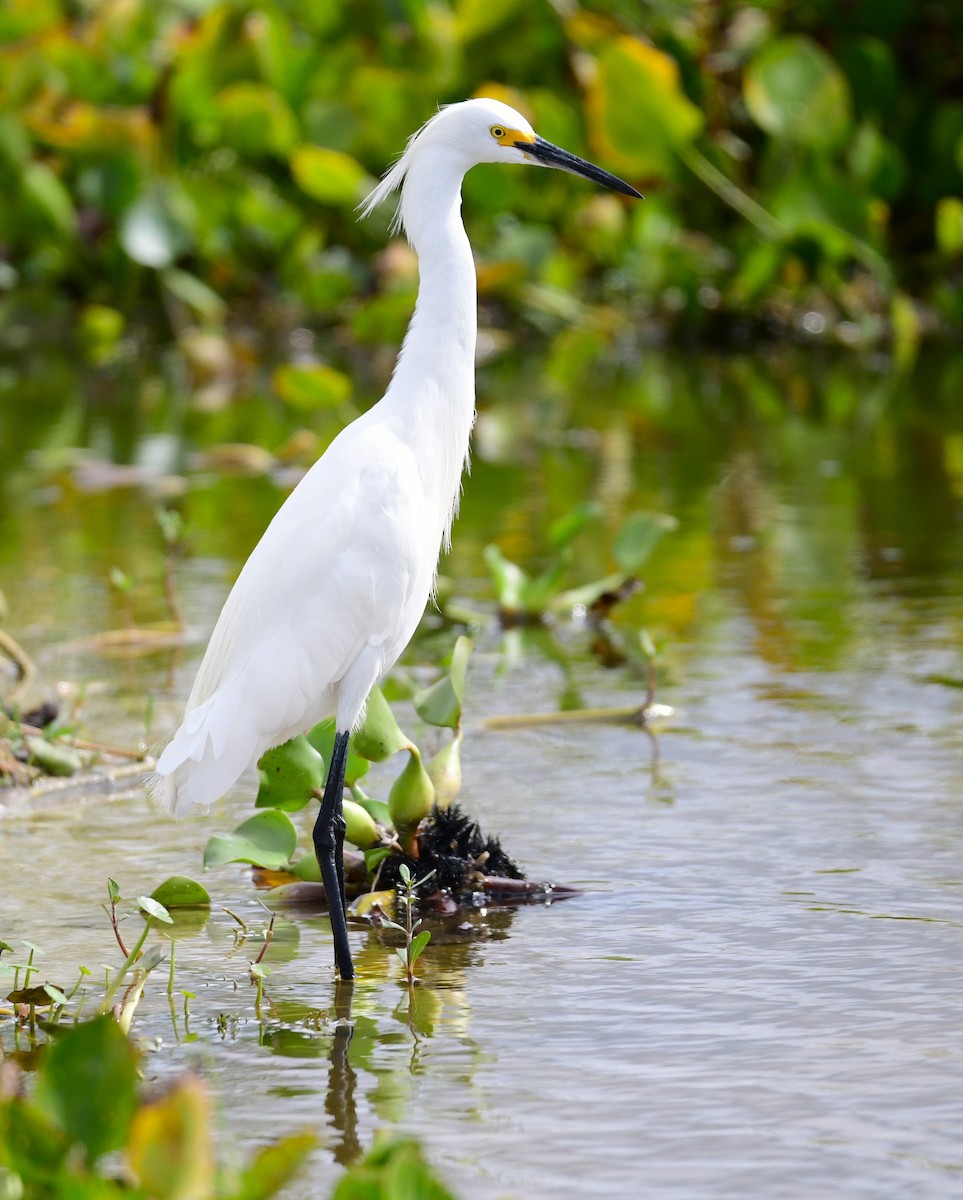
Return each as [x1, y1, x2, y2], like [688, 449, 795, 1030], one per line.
[2, 348, 962, 1197]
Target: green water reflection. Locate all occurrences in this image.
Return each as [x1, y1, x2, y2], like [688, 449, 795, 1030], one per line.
[2, 341, 962, 688]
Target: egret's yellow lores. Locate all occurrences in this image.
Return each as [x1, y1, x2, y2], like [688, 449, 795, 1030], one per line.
[154, 98, 642, 980]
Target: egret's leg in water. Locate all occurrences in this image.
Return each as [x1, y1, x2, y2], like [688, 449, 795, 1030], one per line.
[313, 730, 355, 980]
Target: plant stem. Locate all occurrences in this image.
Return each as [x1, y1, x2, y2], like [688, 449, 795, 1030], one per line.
[679, 144, 785, 241]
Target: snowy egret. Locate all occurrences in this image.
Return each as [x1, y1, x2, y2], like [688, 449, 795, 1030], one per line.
[154, 98, 641, 979]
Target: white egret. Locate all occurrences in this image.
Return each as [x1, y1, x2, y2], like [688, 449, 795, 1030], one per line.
[154, 97, 641, 979]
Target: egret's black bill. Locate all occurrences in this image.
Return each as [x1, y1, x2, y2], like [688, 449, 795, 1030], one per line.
[516, 136, 643, 199]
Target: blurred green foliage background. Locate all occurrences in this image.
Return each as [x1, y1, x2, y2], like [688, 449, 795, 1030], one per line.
[1, 0, 962, 360]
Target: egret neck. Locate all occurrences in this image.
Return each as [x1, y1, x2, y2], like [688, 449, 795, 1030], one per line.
[382, 151, 478, 549]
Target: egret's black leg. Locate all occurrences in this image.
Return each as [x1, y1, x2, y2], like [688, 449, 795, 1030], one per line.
[313, 730, 355, 980]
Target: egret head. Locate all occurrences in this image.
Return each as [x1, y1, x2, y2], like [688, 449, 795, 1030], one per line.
[359, 97, 641, 237]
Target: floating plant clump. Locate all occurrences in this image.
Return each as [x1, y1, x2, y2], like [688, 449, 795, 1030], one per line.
[376, 803, 527, 900]
[204, 640, 584, 919]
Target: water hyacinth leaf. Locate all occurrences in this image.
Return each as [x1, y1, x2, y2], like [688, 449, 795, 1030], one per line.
[161, 268, 227, 322]
[203, 810, 299, 869]
[22, 161, 76, 235]
[412, 636, 473, 728]
[388, 748, 434, 846]
[212, 83, 298, 156]
[427, 730, 462, 810]
[291, 854, 322, 882]
[335, 1137, 458, 1199]
[483, 544, 529, 611]
[228, 1132, 318, 1200]
[936, 197, 963, 254]
[137, 897, 173, 925]
[256, 735, 327, 812]
[291, 144, 371, 206]
[352, 686, 410, 762]
[342, 798, 381, 850]
[353, 789, 392, 827]
[744, 36, 853, 150]
[548, 501, 602, 551]
[520, 560, 568, 614]
[25, 735, 81, 777]
[456, 0, 524, 41]
[128, 1074, 215, 1200]
[589, 36, 703, 177]
[550, 572, 626, 613]
[150, 876, 211, 909]
[272, 362, 352, 411]
[308, 720, 370, 785]
[33, 1015, 138, 1164]
[612, 511, 679, 573]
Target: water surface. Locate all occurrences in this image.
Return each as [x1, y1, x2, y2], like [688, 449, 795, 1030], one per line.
[1, 345, 962, 1198]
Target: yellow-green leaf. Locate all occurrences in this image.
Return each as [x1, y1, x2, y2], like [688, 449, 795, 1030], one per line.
[588, 36, 703, 178]
[128, 1074, 215, 1200]
[291, 145, 370, 207]
[272, 362, 352, 411]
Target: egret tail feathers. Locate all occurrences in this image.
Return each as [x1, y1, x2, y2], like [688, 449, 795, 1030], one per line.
[152, 687, 258, 815]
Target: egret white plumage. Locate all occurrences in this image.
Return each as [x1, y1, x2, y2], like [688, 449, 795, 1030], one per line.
[154, 97, 641, 980]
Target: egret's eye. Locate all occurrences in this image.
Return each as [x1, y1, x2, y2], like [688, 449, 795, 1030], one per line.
[490, 126, 505, 139]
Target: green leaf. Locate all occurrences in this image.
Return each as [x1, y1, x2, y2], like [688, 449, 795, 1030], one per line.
[408, 929, 431, 966]
[612, 511, 678, 573]
[548, 502, 602, 551]
[351, 687, 410, 762]
[161, 267, 227, 322]
[203, 811, 299, 870]
[936, 196, 963, 255]
[589, 36, 703, 178]
[412, 636, 473, 728]
[138, 896, 174, 924]
[272, 362, 352, 411]
[222, 1131, 318, 1200]
[25, 735, 81, 777]
[744, 35, 853, 149]
[213, 83, 298, 156]
[290, 144, 371, 206]
[364, 846, 391, 874]
[331, 1137, 458, 1200]
[483, 544, 530, 612]
[256, 736, 327, 812]
[22, 161, 76, 235]
[107, 877, 121, 905]
[150, 876, 211, 910]
[307, 720, 369, 785]
[351, 787, 390, 825]
[290, 853, 322, 882]
[33, 1015, 139, 1165]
